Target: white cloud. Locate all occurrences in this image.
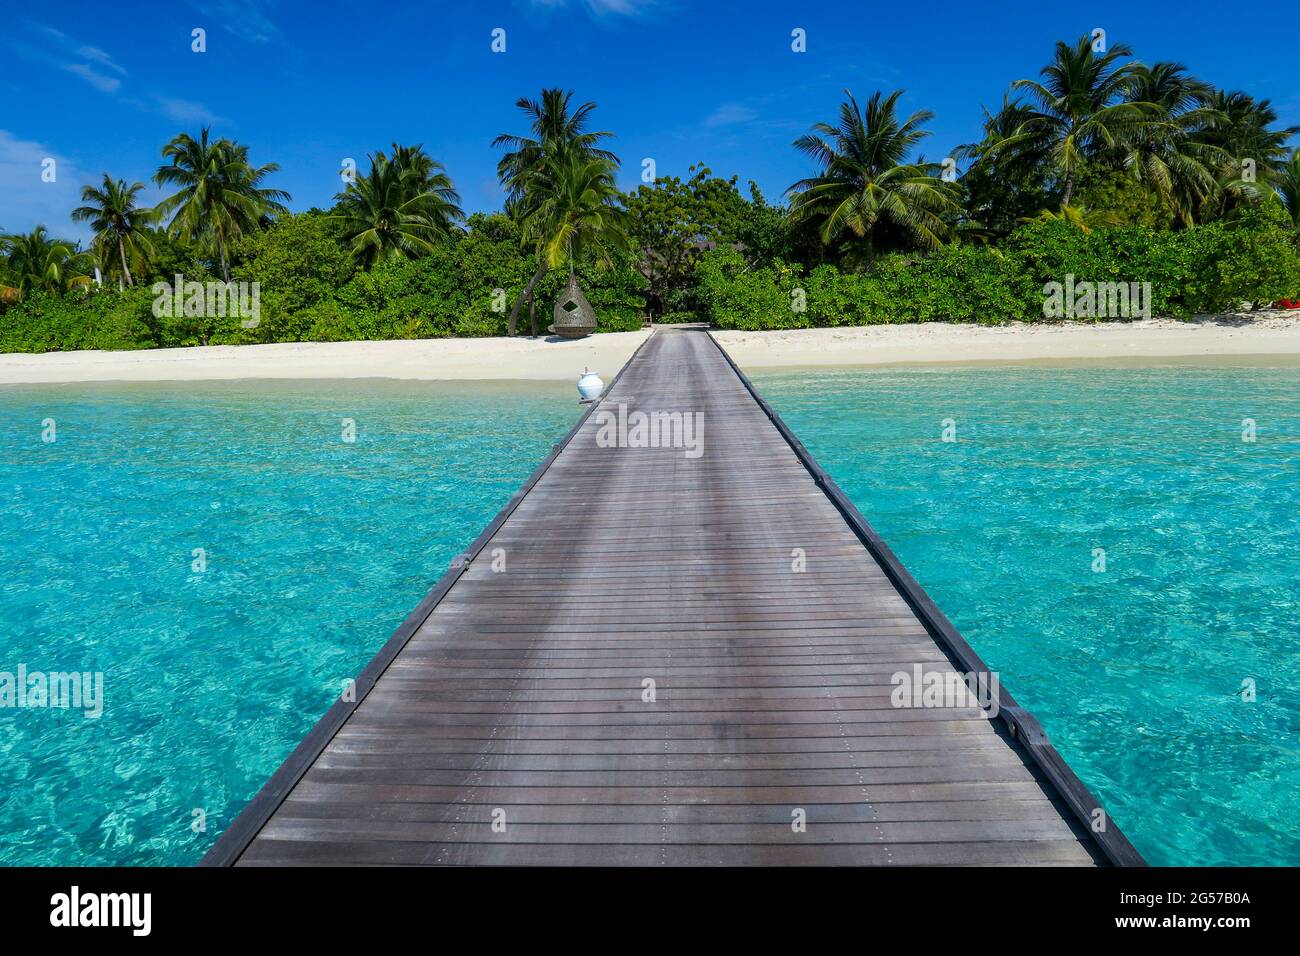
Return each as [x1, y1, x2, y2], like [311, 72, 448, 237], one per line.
[524, 0, 660, 17]
[580, 0, 653, 12]
[0, 129, 90, 243]
[13, 22, 225, 129]
[704, 103, 758, 127]
[76, 44, 128, 75]
[18, 21, 129, 93]
[154, 97, 227, 126]
[63, 62, 122, 94]
[191, 0, 281, 43]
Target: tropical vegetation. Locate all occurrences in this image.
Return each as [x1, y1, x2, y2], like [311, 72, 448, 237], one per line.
[331, 144, 464, 270]
[71, 175, 156, 288]
[3, 34, 1298, 352]
[152, 128, 290, 282]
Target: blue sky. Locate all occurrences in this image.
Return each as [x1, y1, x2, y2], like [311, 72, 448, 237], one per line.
[4, 0, 1297, 243]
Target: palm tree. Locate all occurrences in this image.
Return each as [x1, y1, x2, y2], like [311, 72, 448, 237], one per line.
[1278, 149, 1300, 230]
[384, 143, 442, 187]
[1196, 91, 1299, 172]
[0, 226, 93, 298]
[524, 154, 630, 270]
[787, 89, 959, 264]
[996, 36, 1158, 208]
[153, 128, 290, 281]
[71, 175, 156, 287]
[1121, 63, 1224, 226]
[1020, 203, 1122, 233]
[492, 88, 618, 214]
[1191, 92, 1300, 219]
[954, 95, 1056, 235]
[331, 146, 463, 270]
[511, 154, 631, 337]
[494, 88, 622, 333]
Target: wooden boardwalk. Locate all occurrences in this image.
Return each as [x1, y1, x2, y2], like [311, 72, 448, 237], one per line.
[204, 327, 1143, 867]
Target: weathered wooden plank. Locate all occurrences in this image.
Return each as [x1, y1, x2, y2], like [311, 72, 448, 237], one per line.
[282, 779, 1074, 806]
[312, 746, 1026, 771]
[254, 818, 1087, 847]
[236, 838, 1100, 867]
[329, 728, 1003, 752]
[274, 796, 1078, 825]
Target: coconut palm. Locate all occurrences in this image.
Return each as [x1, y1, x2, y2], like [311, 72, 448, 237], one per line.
[1277, 149, 1300, 230]
[787, 89, 959, 264]
[331, 146, 463, 270]
[524, 153, 631, 268]
[954, 95, 1057, 235]
[1196, 91, 1299, 172]
[493, 88, 618, 215]
[0, 235, 15, 305]
[510, 153, 631, 336]
[71, 175, 156, 287]
[1020, 203, 1123, 233]
[0, 226, 93, 298]
[1121, 63, 1224, 225]
[1128, 61, 1213, 114]
[153, 128, 290, 281]
[494, 89, 623, 333]
[383, 143, 445, 188]
[1190, 92, 1300, 221]
[996, 36, 1160, 208]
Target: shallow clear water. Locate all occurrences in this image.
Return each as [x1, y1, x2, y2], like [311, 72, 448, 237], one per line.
[0, 379, 574, 865]
[753, 362, 1300, 866]
[3, 365, 1296, 867]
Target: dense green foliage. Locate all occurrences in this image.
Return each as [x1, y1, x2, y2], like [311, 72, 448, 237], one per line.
[153, 128, 290, 281]
[0, 212, 646, 351]
[331, 145, 464, 269]
[624, 165, 790, 318]
[697, 209, 1300, 329]
[493, 88, 631, 335]
[0, 288, 159, 352]
[293, 222, 643, 344]
[3, 37, 1299, 353]
[788, 89, 959, 264]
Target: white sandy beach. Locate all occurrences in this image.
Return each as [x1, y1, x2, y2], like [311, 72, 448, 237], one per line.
[2, 315, 1299, 385]
[715, 313, 1300, 369]
[0, 331, 654, 385]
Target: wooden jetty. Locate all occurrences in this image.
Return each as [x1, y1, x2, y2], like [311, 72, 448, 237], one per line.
[204, 326, 1143, 866]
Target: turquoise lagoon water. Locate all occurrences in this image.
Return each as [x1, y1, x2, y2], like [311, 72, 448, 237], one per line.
[753, 361, 1300, 866]
[0, 379, 574, 865]
[2, 364, 1296, 866]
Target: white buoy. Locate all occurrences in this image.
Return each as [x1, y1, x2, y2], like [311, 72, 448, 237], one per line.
[577, 368, 604, 402]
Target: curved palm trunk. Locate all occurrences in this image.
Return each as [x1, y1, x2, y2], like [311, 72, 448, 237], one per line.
[508, 260, 548, 336]
[1061, 172, 1076, 208]
[529, 295, 538, 338]
[117, 235, 134, 287]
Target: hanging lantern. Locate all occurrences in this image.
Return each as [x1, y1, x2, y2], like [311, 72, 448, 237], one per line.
[549, 274, 598, 339]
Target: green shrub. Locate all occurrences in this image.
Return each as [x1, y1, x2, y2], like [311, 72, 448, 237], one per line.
[1210, 211, 1300, 309]
[693, 218, 1300, 328]
[695, 248, 804, 330]
[0, 288, 159, 352]
[230, 211, 356, 342]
